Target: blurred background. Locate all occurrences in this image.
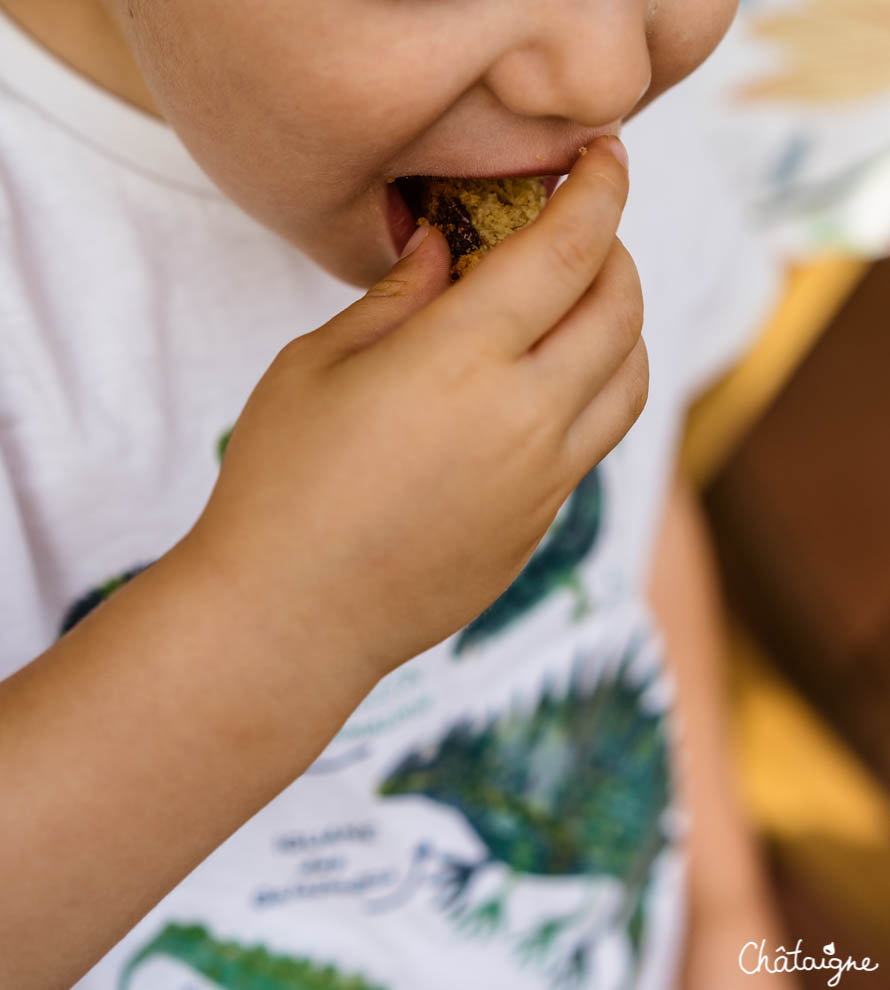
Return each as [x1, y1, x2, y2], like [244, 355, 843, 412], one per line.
[678, 0, 890, 983]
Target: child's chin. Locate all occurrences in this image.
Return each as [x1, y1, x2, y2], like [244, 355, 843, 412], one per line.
[273, 231, 385, 290]
[325, 252, 392, 291]
[330, 241, 397, 291]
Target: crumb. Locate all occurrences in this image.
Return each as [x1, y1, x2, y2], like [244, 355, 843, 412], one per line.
[577, 145, 588, 156]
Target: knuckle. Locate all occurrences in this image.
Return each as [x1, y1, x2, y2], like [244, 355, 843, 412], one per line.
[614, 237, 641, 286]
[532, 482, 571, 539]
[612, 284, 645, 354]
[484, 299, 535, 354]
[624, 339, 650, 422]
[566, 156, 629, 212]
[275, 332, 314, 367]
[549, 218, 596, 281]
[587, 166, 629, 207]
[509, 385, 555, 447]
[603, 240, 643, 353]
[366, 275, 413, 299]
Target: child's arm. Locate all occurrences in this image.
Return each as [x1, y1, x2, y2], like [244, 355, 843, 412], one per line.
[647, 467, 801, 989]
[0, 138, 645, 990]
[0, 537, 377, 990]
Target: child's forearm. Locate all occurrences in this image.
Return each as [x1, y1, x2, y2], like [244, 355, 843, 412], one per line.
[0, 536, 377, 990]
[647, 467, 797, 988]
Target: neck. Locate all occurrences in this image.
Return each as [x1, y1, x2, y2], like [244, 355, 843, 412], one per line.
[0, 0, 161, 119]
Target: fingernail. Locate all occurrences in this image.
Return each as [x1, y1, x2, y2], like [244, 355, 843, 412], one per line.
[604, 136, 629, 170]
[400, 221, 430, 259]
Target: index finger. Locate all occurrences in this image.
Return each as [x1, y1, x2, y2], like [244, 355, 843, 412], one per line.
[419, 136, 630, 360]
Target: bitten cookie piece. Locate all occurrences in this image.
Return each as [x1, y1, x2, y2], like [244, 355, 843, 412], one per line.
[397, 176, 548, 281]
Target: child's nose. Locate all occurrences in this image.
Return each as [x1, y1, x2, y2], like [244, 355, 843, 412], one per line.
[482, 6, 652, 126]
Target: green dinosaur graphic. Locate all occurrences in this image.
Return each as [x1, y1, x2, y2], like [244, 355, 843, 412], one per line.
[453, 466, 602, 656]
[120, 922, 388, 990]
[58, 427, 237, 637]
[379, 640, 671, 986]
[217, 427, 233, 463]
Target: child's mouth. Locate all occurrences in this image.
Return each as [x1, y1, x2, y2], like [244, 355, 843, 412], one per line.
[386, 174, 562, 275]
[386, 179, 421, 256]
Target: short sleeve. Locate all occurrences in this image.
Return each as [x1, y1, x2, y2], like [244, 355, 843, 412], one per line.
[0, 449, 56, 680]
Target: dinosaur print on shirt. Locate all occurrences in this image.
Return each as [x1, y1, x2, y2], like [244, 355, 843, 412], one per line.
[378, 638, 674, 987]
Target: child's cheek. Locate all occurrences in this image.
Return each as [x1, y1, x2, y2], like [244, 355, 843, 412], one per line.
[646, 0, 739, 94]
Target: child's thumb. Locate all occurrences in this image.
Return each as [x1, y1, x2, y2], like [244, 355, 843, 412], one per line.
[320, 222, 453, 357]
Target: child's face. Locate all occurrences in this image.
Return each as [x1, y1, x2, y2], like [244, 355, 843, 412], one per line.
[112, 0, 737, 288]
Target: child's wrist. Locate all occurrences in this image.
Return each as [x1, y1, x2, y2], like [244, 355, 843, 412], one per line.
[169, 524, 381, 716]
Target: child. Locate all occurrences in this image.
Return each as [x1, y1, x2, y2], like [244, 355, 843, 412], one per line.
[0, 1, 796, 988]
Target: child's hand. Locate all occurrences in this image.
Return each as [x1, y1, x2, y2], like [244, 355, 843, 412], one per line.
[187, 136, 644, 677]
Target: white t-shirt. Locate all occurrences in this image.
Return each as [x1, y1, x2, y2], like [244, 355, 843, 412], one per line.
[0, 12, 779, 990]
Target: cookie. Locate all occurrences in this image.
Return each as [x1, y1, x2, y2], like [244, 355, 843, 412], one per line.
[396, 175, 548, 281]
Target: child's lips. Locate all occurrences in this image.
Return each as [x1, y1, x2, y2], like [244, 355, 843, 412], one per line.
[539, 175, 562, 197]
[385, 174, 563, 256]
[386, 179, 419, 255]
